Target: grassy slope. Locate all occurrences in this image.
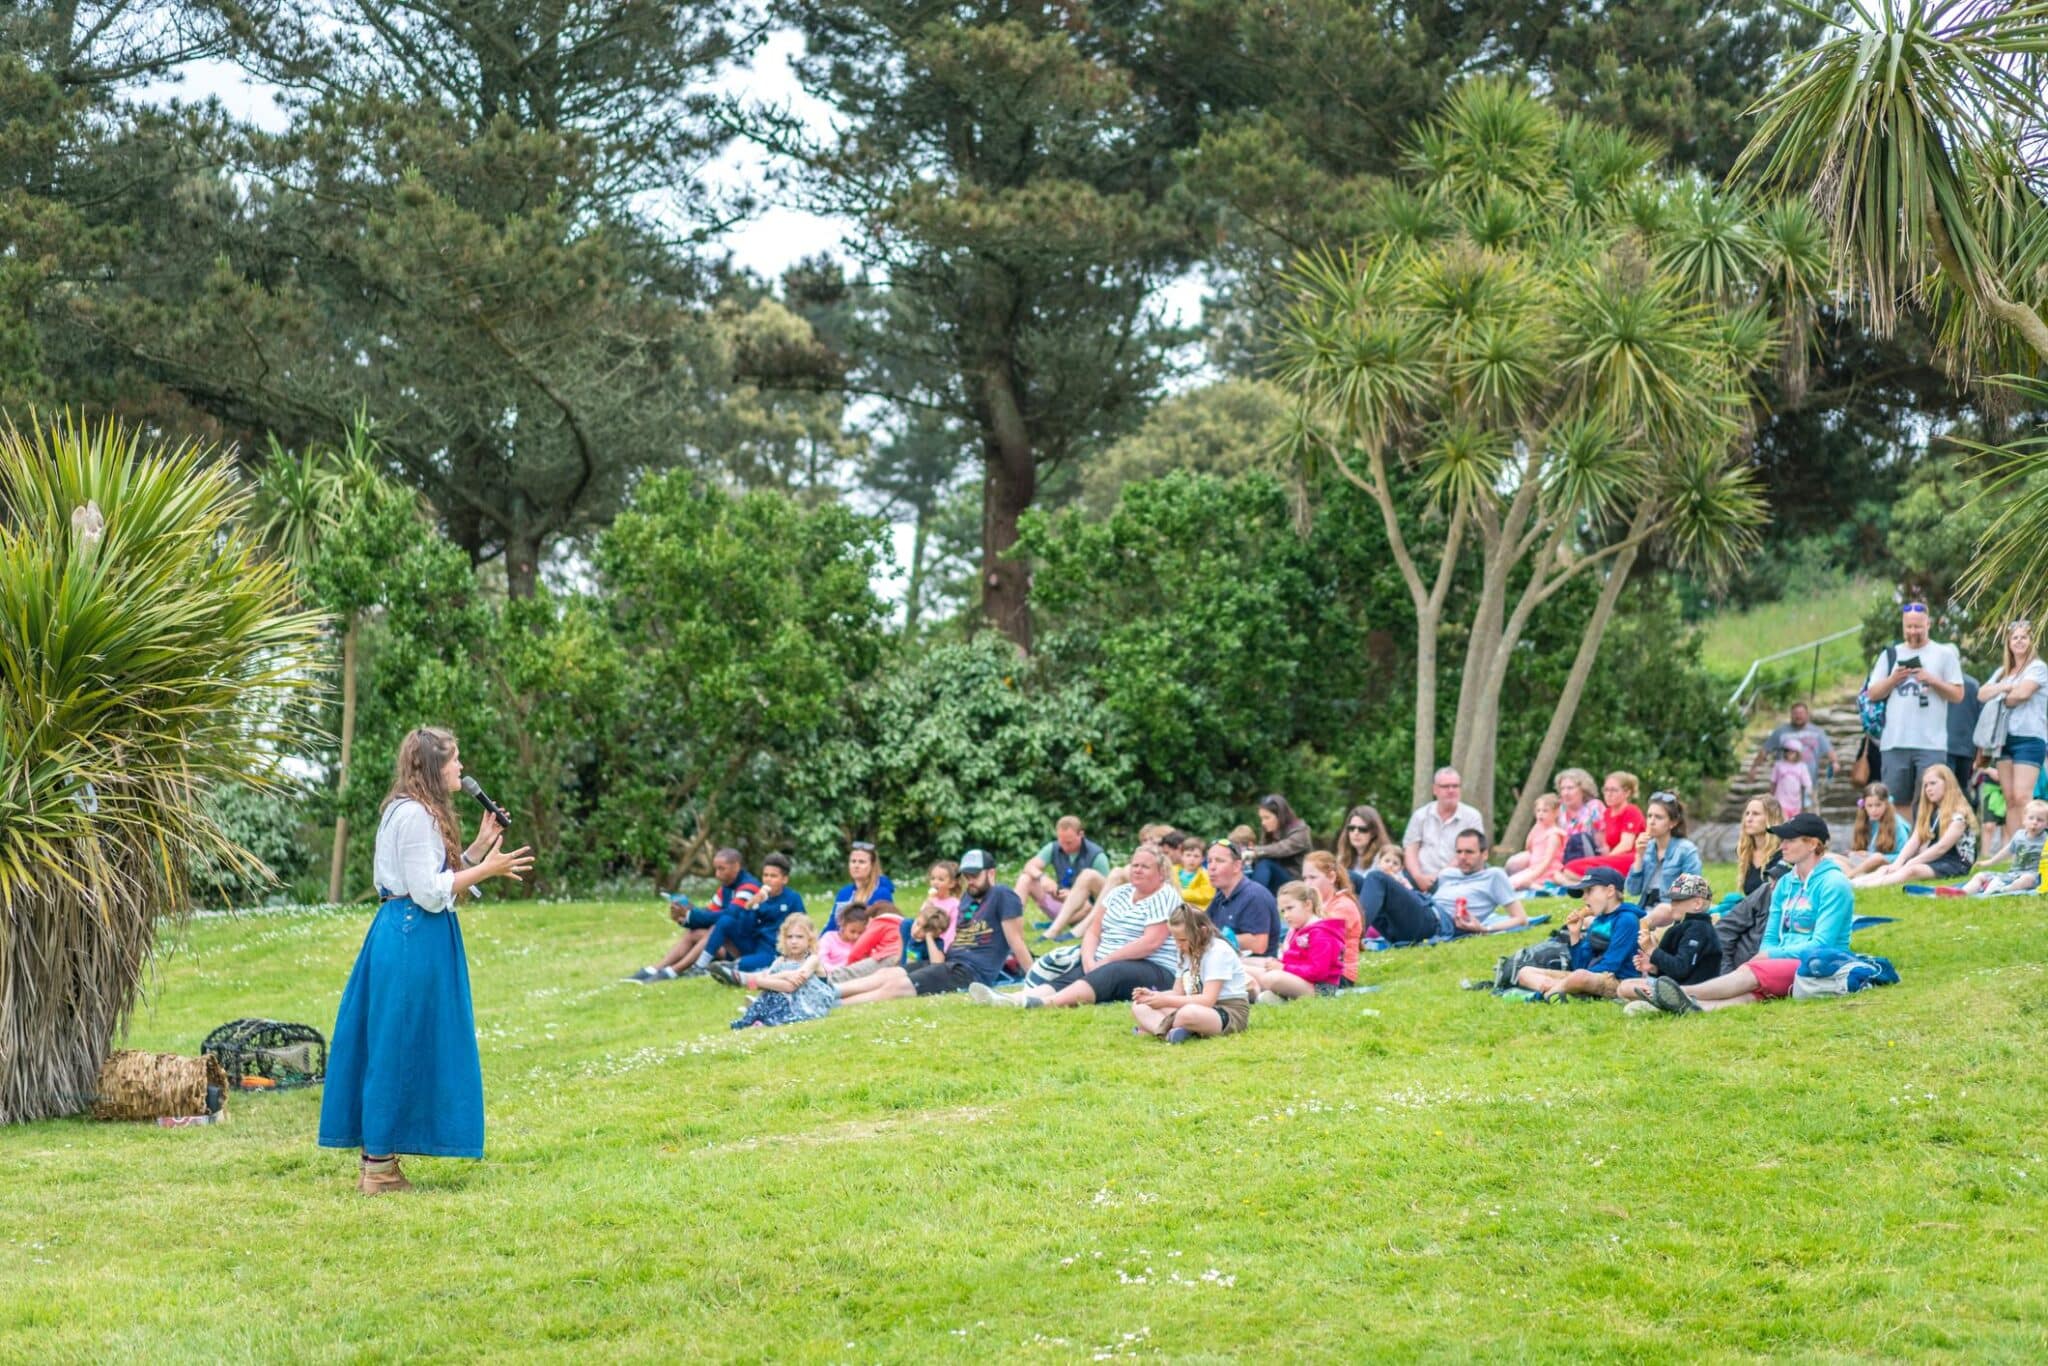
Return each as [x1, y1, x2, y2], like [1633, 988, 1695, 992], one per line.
[1696, 578, 1880, 679]
[5, 879, 2048, 1362]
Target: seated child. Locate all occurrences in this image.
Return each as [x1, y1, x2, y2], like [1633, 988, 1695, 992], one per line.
[1958, 797, 2048, 895]
[1243, 882, 1346, 1001]
[1229, 823, 1257, 851]
[1508, 793, 1567, 891]
[730, 913, 839, 1029]
[1130, 905, 1251, 1043]
[1168, 831, 1216, 911]
[1616, 872, 1721, 1005]
[902, 862, 962, 964]
[1771, 745, 1815, 818]
[814, 901, 905, 984]
[1513, 866, 1640, 1000]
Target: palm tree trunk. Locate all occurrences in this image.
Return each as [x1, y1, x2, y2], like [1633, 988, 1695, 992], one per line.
[326, 615, 358, 903]
[1501, 534, 1646, 850]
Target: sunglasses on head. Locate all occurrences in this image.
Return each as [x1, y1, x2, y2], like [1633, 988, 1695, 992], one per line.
[1903, 601, 1927, 614]
[1650, 791, 1678, 806]
[849, 841, 876, 853]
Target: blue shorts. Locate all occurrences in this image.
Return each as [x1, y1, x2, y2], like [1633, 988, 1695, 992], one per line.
[2003, 734, 2047, 766]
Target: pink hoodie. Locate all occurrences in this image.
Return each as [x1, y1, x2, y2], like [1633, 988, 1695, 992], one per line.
[1279, 917, 1347, 985]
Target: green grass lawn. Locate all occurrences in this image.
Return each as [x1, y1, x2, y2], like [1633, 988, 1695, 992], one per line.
[6, 878, 2048, 1361]
[1697, 577, 1882, 679]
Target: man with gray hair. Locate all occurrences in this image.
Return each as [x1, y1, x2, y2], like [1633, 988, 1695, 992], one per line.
[1402, 767, 1486, 893]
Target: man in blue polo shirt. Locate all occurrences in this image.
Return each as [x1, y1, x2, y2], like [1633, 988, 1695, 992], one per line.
[626, 847, 761, 982]
[1203, 840, 1280, 957]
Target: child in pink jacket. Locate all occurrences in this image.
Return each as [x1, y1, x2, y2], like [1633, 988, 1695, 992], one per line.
[1243, 883, 1348, 1001]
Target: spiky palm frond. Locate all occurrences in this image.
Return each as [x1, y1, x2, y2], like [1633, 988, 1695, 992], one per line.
[1417, 416, 1512, 510]
[1556, 261, 1747, 451]
[1408, 77, 1562, 213]
[1654, 443, 1768, 578]
[0, 415, 324, 1125]
[1539, 414, 1644, 525]
[1658, 180, 1769, 301]
[1957, 373, 2048, 620]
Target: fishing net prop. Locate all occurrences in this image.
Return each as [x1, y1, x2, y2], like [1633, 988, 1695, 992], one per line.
[201, 1018, 326, 1091]
[93, 1051, 227, 1121]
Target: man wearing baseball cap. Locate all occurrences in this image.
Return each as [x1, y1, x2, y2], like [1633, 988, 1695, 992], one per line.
[833, 849, 1034, 1005]
[1511, 865, 1643, 1000]
[1648, 812, 1853, 1015]
[1616, 871, 1722, 1010]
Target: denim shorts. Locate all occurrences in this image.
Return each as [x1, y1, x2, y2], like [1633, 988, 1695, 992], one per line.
[2002, 734, 2047, 766]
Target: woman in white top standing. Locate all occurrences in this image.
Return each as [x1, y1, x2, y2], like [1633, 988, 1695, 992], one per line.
[1976, 620, 2048, 832]
[318, 727, 533, 1194]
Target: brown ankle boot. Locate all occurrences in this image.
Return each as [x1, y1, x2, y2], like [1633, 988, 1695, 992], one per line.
[358, 1156, 414, 1195]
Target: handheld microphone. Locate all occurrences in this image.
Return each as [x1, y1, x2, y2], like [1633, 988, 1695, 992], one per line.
[460, 775, 512, 828]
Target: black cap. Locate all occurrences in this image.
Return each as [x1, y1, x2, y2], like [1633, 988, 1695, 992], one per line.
[1566, 866, 1625, 895]
[1767, 812, 1830, 842]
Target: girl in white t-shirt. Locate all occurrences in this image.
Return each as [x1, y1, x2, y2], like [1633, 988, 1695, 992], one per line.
[1130, 905, 1251, 1043]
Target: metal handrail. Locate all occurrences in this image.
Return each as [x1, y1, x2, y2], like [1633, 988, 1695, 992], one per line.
[1727, 626, 1862, 716]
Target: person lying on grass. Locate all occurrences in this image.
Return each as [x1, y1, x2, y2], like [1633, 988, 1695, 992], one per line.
[1131, 905, 1252, 1043]
[729, 914, 839, 1030]
[1243, 882, 1347, 1001]
[1616, 872, 1722, 1009]
[834, 849, 1031, 1003]
[1649, 812, 1853, 1015]
[1956, 797, 2047, 895]
[968, 845, 1183, 1008]
[1512, 865, 1641, 1001]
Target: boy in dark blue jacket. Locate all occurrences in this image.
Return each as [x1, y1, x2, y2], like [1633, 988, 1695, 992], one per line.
[1514, 866, 1642, 1000]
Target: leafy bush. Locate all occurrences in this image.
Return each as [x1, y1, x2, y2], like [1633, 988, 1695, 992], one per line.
[187, 781, 313, 907]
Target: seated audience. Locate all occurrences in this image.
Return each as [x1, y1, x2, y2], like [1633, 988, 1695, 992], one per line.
[825, 842, 894, 933]
[1333, 804, 1396, 899]
[1836, 783, 1908, 879]
[1507, 793, 1567, 890]
[1852, 763, 1979, 888]
[1357, 848, 1441, 946]
[1015, 814, 1110, 934]
[1165, 830, 1216, 910]
[1622, 791, 1702, 904]
[1650, 812, 1852, 1014]
[728, 914, 839, 1030]
[1205, 840, 1281, 957]
[1513, 866, 1641, 999]
[1130, 906, 1252, 1043]
[1302, 850, 1364, 985]
[1560, 771, 1645, 879]
[1554, 767, 1607, 864]
[806, 900, 903, 985]
[905, 904, 956, 965]
[970, 846, 1181, 1007]
[1432, 830, 1529, 935]
[1734, 797, 1784, 896]
[1958, 797, 2048, 895]
[904, 861, 962, 962]
[626, 847, 766, 982]
[835, 850, 1031, 1003]
[1616, 873, 1721, 1007]
[1246, 795, 1315, 892]
[1403, 767, 1486, 893]
[1048, 822, 1175, 939]
[1244, 882, 1346, 1000]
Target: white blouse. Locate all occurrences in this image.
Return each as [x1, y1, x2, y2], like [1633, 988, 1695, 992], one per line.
[373, 799, 457, 911]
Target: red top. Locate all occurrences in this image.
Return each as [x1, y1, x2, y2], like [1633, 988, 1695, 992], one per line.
[846, 916, 903, 965]
[1280, 918, 1347, 985]
[1601, 803, 1646, 852]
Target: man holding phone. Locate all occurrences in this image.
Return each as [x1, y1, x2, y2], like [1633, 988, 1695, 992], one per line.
[1865, 602, 1965, 801]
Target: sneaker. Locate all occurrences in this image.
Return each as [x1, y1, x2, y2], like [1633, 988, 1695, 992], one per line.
[1047, 931, 1078, 943]
[967, 982, 1004, 1006]
[707, 961, 742, 988]
[623, 966, 658, 983]
[1622, 999, 1659, 1016]
[1651, 976, 1700, 1015]
[680, 960, 708, 978]
[1543, 990, 1571, 1004]
[1164, 1027, 1193, 1045]
[649, 965, 679, 982]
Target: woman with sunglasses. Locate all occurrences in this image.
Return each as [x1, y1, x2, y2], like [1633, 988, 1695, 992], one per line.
[1621, 791, 1702, 905]
[1331, 805, 1393, 900]
[825, 841, 894, 934]
[1976, 619, 2048, 830]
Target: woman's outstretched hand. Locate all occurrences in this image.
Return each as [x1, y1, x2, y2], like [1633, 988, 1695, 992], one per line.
[477, 838, 535, 883]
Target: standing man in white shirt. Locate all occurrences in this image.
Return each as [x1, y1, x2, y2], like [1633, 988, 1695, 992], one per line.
[1864, 602, 1965, 804]
[1402, 766, 1486, 893]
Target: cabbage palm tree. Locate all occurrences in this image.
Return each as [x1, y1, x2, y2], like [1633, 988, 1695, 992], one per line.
[1276, 79, 1813, 833]
[1737, 2, 2048, 619]
[0, 416, 321, 1124]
